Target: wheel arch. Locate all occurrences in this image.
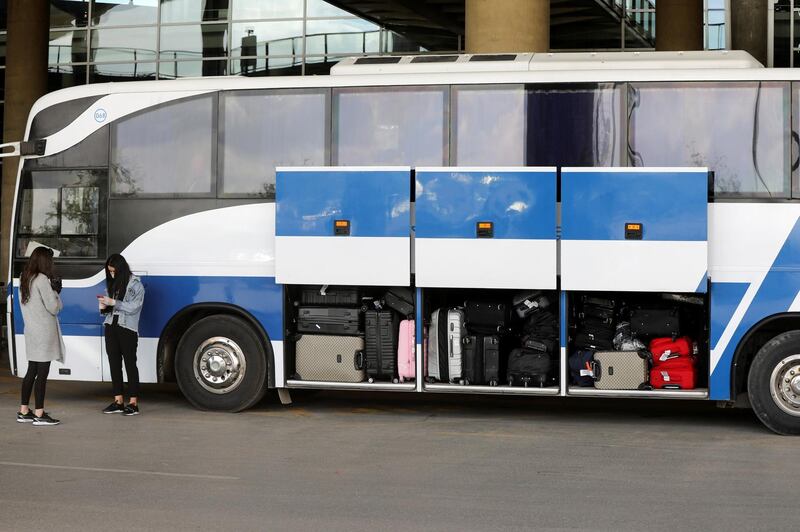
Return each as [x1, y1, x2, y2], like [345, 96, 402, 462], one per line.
[157, 303, 275, 388]
[731, 312, 800, 398]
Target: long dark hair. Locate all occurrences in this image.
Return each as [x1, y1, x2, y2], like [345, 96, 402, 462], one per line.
[20, 246, 55, 304]
[105, 254, 132, 300]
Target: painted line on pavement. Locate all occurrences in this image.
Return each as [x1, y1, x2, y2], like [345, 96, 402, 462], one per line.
[0, 461, 239, 480]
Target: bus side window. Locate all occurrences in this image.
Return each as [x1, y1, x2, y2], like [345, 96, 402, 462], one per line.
[15, 169, 107, 259]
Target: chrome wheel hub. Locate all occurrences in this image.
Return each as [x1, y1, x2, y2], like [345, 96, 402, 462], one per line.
[769, 355, 800, 416]
[193, 337, 246, 394]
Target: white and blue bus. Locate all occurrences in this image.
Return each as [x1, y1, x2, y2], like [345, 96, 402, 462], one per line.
[5, 50, 800, 435]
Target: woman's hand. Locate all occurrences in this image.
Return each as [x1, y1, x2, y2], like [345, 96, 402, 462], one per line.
[100, 296, 116, 306]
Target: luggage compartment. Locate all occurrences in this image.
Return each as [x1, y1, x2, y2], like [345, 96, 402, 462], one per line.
[284, 284, 417, 391]
[421, 287, 561, 395]
[566, 290, 709, 398]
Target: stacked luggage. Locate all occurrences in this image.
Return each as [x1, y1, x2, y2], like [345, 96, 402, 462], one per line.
[294, 285, 416, 383]
[569, 299, 698, 390]
[426, 291, 559, 388]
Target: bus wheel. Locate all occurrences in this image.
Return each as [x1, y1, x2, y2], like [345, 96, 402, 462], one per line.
[747, 331, 800, 435]
[175, 315, 268, 412]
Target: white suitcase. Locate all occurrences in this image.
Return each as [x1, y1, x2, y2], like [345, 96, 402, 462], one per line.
[427, 308, 464, 383]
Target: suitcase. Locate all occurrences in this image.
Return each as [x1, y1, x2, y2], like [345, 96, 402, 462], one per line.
[569, 350, 596, 386]
[507, 348, 552, 387]
[383, 287, 414, 317]
[464, 301, 507, 334]
[364, 310, 398, 382]
[483, 335, 500, 386]
[593, 351, 650, 390]
[462, 335, 501, 386]
[296, 307, 360, 335]
[573, 319, 615, 350]
[650, 357, 697, 389]
[397, 319, 416, 382]
[462, 335, 482, 385]
[299, 286, 360, 307]
[427, 308, 464, 383]
[295, 335, 365, 382]
[649, 336, 693, 363]
[630, 308, 680, 337]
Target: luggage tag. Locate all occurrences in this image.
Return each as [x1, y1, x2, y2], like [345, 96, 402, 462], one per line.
[658, 350, 680, 362]
[579, 361, 596, 379]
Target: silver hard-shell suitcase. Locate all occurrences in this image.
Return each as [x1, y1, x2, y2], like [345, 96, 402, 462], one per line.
[427, 308, 465, 383]
[593, 351, 649, 390]
[295, 335, 365, 382]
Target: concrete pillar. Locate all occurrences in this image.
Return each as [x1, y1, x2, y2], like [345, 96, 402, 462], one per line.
[655, 0, 703, 51]
[730, 0, 768, 66]
[466, 0, 549, 53]
[2, 0, 49, 282]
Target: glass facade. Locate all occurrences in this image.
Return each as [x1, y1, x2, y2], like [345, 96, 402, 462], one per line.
[34, 0, 454, 89]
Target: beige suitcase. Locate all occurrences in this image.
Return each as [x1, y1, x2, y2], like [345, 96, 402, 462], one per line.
[295, 335, 365, 382]
[593, 351, 649, 390]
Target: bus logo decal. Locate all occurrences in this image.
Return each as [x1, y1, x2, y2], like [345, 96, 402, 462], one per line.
[94, 108, 107, 123]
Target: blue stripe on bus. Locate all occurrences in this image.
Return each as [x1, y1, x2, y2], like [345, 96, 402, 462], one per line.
[276, 169, 411, 238]
[560, 291, 567, 349]
[13, 275, 284, 342]
[561, 170, 708, 241]
[415, 169, 557, 239]
[709, 282, 750, 352]
[710, 217, 800, 400]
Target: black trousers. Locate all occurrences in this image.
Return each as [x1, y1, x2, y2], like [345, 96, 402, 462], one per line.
[105, 322, 140, 397]
[21, 361, 51, 410]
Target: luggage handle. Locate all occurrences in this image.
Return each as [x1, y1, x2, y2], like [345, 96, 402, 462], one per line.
[591, 361, 601, 381]
[354, 350, 365, 370]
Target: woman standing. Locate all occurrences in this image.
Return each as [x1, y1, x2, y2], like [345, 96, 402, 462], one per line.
[99, 254, 145, 416]
[17, 246, 64, 426]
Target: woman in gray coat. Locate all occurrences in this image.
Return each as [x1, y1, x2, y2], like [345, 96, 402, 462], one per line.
[17, 246, 64, 426]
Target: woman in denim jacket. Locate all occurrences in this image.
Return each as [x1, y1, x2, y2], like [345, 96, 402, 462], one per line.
[98, 254, 145, 416]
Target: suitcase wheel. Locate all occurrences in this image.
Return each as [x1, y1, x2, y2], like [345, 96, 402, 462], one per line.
[392, 377, 399, 384]
[459, 379, 467, 386]
[507, 377, 514, 386]
[489, 379, 498, 387]
[368, 377, 374, 384]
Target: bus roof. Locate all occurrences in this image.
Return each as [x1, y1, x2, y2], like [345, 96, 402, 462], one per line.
[329, 50, 764, 75]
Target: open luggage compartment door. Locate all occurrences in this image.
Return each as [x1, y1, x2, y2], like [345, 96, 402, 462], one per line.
[275, 166, 411, 286]
[414, 167, 557, 289]
[561, 167, 709, 293]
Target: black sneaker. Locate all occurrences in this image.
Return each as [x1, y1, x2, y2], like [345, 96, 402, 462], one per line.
[123, 404, 139, 416]
[103, 401, 125, 414]
[16, 411, 35, 423]
[32, 413, 60, 426]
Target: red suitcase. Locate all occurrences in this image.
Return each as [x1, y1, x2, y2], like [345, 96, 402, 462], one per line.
[649, 336, 693, 364]
[650, 357, 697, 389]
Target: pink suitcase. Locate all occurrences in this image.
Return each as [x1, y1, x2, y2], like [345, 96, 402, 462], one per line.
[397, 319, 416, 382]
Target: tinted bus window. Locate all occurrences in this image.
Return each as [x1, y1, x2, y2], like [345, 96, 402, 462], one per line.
[452, 85, 525, 165]
[16, 169, 106, 258]
[333, 86, 447, 166]
[219, 89, 328, 198]
[111, 94, 215, 196]
[526, 84, 623, 167]
[628, 82, 790, 198]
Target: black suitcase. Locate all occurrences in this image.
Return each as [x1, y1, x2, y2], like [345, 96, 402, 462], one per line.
[573, 317, 615, 350]
[464, 301, 507, 334]
[630, 308, 680, 337]
[383, 287, 414, 317]
[483, 335, 500, 386]
[297, 307, 360, 335]
[507, 348, 552, 387]
[462, 335, 483, 385]
[364, 310, 398, 381]
[299, 286, 360, 307]
[462, 335, 501, 386]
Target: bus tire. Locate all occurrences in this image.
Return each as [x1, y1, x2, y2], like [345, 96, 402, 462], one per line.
[175, 315, 268, 412]
[747, 330, 800, 435]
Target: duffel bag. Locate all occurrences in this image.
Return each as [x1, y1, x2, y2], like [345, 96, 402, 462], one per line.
[649, 336, 693, 364]
[507, 348, 552, 387]
[630, 308, 680, 337]
[568, 350, 596, 386]
[464, 301, 507, 334]
[650, 357, 697, 389]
